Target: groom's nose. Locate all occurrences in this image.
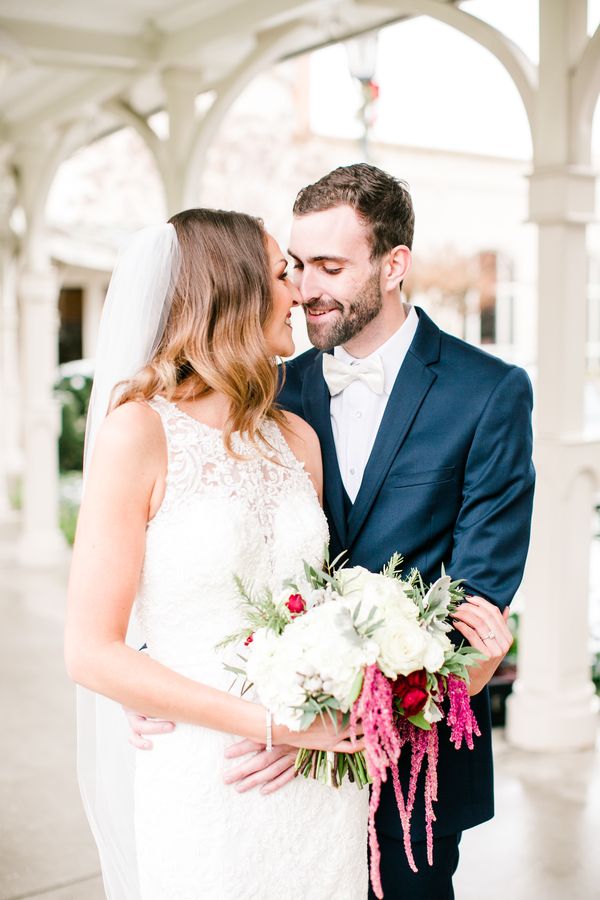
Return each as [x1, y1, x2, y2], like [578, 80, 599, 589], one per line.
[296, 267, 321, 304]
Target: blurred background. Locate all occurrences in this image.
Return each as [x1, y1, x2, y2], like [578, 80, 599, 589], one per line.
[0, 1, 599, 898]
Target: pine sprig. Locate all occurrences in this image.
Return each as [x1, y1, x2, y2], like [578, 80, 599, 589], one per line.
[215, 576, 289, 649]
[381, 552, 404, 579]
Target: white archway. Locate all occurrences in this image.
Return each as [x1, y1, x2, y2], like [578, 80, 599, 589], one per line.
[0, 0, 598, 751]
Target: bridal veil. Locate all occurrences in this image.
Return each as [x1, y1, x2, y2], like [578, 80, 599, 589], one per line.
[77, 223, 181, 899]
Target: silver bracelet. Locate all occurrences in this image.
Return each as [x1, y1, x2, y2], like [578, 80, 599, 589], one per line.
[265, 708, 273, 752]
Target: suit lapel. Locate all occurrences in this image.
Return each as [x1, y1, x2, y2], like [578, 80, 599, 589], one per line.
[346, 308, 441, 548]
[300, 352, 347, 549]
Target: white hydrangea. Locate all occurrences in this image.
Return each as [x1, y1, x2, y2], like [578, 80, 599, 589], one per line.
[291, 604, 379, 709]
[245, 628, 306, 731]
[246, 601, 379, 730]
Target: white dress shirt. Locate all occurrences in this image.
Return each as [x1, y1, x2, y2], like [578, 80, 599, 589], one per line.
[330, 305, 419, 502]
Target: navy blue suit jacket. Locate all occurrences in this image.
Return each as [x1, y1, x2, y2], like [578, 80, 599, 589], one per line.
[278, 306, 535, 841]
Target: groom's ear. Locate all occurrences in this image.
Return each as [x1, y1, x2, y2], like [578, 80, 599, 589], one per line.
[381, 245, 411, 292]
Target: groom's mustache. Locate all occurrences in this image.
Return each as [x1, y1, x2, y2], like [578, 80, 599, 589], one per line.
[302, 300, 344, 313]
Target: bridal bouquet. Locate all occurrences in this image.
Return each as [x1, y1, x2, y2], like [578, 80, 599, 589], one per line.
[219, 553, 483, 899]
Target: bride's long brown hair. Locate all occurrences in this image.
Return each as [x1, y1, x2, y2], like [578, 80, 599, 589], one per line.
[115, 208, 285, 454]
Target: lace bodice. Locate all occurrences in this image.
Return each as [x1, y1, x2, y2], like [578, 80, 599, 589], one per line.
[136, 396, 329, 674]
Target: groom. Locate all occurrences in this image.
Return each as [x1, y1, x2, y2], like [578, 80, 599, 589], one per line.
[243, 164, 533, 898]
[131, 164, 535, 898]
[285, 165, 534, 898]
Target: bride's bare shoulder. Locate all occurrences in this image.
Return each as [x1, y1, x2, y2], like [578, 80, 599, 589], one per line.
[92, 399, 165, 464]
[278, 410, 320, 454]
[278, 411, 323, 498]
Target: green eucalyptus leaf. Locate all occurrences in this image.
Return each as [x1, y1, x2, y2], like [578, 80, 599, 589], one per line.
[348, 670, 364, 705]
[406, 710, 432, 730]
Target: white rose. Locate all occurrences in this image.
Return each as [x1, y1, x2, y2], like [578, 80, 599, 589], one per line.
[376, 613, 428, 678]
[361, 576, 418, 623]
[422, 633, 446, 673]
[424, 629, 454, 672]
[335, 566, 373, 596]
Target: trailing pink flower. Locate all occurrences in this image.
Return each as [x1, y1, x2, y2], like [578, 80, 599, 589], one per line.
[352, 667, 451, 893]
[352, 665, 400, 779]
[423, 724, 439, 865]
[390, 718, 440, 872]
[352, 665, 401, 898]
[446, 674, 481, 750]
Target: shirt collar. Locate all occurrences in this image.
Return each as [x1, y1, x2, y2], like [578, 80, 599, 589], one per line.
[333, 304, 419, 395]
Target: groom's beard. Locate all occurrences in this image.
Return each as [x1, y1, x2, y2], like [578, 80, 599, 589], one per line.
[303, 269, 382, 351]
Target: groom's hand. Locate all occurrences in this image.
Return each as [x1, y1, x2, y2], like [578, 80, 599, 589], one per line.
[223, 740, 297, 795]
[124, 708, 175, 749]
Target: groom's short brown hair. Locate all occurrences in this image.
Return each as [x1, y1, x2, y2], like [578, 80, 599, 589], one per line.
[293, 163, 415, 259]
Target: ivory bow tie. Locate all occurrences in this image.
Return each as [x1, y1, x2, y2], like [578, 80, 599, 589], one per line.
[322, 353, 385, 396]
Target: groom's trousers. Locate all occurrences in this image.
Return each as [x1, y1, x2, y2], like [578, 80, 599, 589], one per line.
[368, 832, 462, 900]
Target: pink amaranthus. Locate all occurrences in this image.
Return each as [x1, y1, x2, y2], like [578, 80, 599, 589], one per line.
[446, 673, 481, 749]
[352, 666, 480, 899]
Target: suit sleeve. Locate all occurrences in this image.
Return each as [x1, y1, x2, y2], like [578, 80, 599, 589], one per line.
[277, 359, 305, 416]
[447, 366, 535, 610]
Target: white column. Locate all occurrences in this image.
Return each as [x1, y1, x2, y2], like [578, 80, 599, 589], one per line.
[494, 280, 514, 352]
[463, 288, 481, 346]
[506, 0, 599, 751]
[82, 276, 106, 359]
[162, 68, 199, 215]
[16, 266, 68, 567]
[0, 167, 20, 519]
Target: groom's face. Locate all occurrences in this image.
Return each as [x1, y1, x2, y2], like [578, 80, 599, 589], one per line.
[288, 205, 382, 351]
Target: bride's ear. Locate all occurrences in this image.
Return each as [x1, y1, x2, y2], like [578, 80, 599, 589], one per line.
[381, 245, 411, 292]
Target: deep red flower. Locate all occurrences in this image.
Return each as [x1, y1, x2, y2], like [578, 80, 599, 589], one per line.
[286, 593, 306, 616]
[400, 687, 428, 718]
[244, 633, 254, 647]
[405, 669, 427, 690]
[392, 669, 428, 717]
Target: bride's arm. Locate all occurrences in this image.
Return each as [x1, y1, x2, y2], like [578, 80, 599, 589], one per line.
[64, 402, 354, 753]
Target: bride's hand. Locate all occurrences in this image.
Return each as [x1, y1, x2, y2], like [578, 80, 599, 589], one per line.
[275, 715, 365, 754]
[450, 595, 513, 696]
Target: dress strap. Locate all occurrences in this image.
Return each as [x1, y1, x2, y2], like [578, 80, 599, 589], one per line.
[264, 419, 308, 476]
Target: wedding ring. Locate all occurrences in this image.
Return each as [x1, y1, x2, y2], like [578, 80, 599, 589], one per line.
[483, 631, 496, 641]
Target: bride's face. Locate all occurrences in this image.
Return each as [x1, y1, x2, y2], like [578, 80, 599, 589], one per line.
[264, 233, 300, 358]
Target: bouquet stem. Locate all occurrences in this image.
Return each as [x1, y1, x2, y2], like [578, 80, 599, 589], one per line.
[294, 748, 372, 790]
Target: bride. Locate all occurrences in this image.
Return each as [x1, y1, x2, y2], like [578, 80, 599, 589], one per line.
[65, 208, 369, 899]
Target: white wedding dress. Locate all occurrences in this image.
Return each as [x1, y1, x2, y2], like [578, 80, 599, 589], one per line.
[133, 397, 369, 900]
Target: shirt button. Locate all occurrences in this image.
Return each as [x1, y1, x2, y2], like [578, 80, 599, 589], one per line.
[354, 410, 362, 419]
[349, 467, 356, 475]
